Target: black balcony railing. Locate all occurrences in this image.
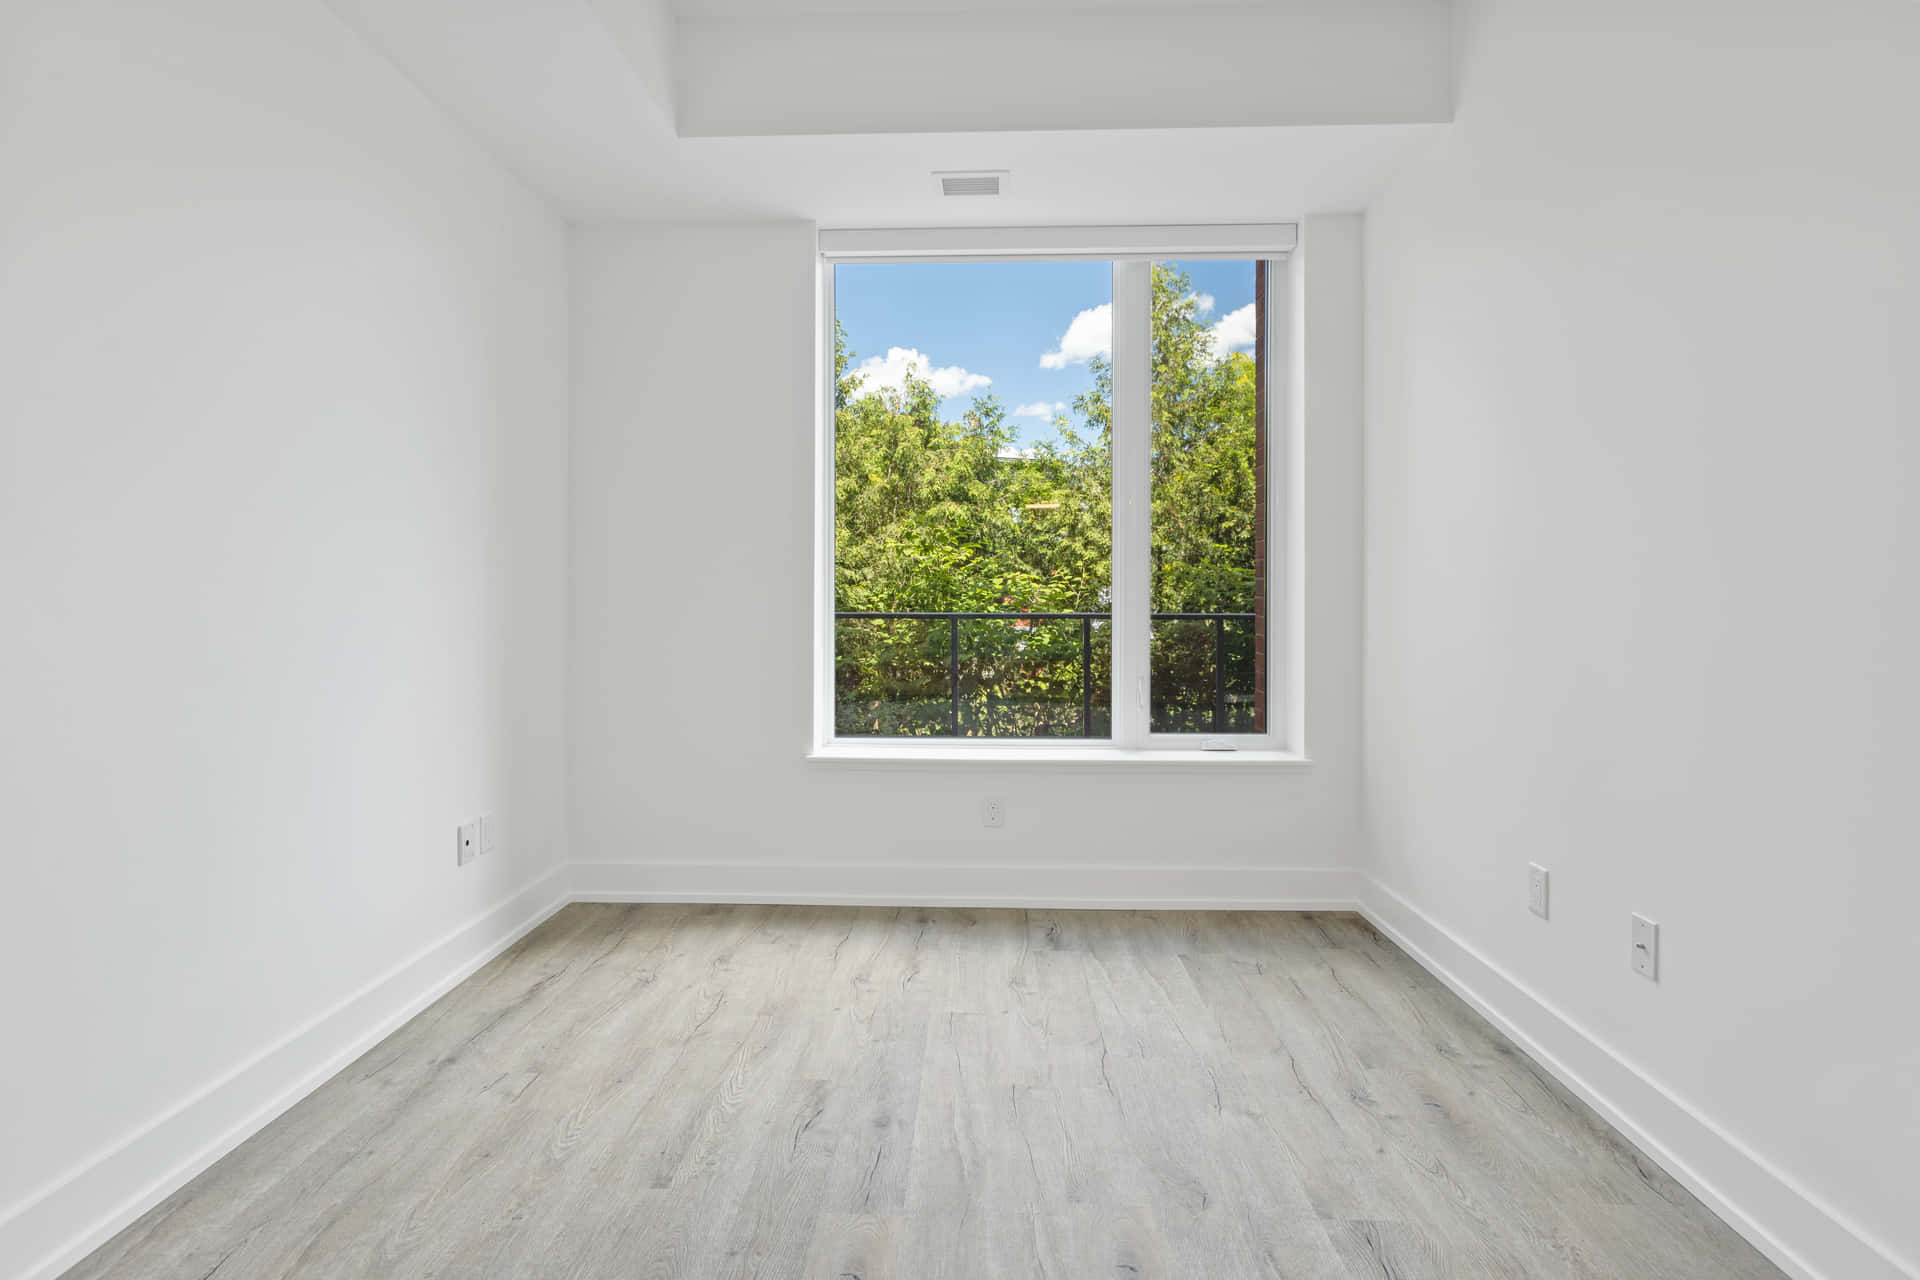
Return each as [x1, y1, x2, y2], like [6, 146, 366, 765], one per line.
[834, 610, 1255, 738]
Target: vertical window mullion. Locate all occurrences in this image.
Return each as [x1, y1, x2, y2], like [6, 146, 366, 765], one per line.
[816, 262, 837, 751]
[1109, 260, 1152, 748]
[1266, 255, 1294, 751]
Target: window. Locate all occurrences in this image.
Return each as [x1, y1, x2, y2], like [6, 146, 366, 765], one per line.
[813, 225, 1298, 761]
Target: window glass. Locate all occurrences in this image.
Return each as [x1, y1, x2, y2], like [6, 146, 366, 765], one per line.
[1147, 259, 1266, 734]
[832, 262, 1113, 737]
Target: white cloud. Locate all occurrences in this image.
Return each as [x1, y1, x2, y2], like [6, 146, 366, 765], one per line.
[1040, 303, 1111, 370]
[846, 346, 991, 400]
[1013, 401, 1068, 419]
[997, 445, 1038, 460]
[1189, 292, 1216, 315]
[1207, 303, 1257, 357]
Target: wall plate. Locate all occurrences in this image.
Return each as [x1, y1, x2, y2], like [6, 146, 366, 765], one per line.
[1632, 913, 1659, 980]
[457, 820, 481, 867]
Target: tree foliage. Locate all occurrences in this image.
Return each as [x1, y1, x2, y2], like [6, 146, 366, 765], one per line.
[834, 264, 1260, 736]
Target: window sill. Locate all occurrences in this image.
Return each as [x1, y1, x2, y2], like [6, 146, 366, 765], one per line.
[806, 743, 1310, 771]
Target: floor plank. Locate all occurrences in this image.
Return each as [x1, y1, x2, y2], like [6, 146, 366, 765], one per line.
[61, 905, 1784, 1279]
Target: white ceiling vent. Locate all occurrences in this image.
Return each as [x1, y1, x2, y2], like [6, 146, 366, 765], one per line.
[935, 170, 1007, 198]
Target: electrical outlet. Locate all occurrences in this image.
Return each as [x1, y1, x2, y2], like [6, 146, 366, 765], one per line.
[1632, 913, 1659, 980]
[480, 812, 499, 855]
[982, 798, 1005, 829]
[456, 820, 481, 867]
[1528, 863, 1550, 919]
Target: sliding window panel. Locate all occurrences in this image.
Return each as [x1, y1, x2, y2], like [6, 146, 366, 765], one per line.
[1146, 259, 1268, 737]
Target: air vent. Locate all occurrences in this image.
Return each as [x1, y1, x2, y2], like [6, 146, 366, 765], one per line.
[935, 170, 1006, 198]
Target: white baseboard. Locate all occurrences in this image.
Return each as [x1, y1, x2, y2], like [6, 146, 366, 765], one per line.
[567, 860, 1363, 910]
[1357, 878, 1913, 1280]
[12, 863, 1901, 1280]
[1, 865, 572, 1280]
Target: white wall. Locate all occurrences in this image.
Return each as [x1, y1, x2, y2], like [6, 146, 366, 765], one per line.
[569, 217, 1364, 902]
[1363, 2, 1920, 1276]
[0, 1, 569, 1273]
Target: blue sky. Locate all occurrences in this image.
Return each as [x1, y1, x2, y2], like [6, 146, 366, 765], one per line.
[834, 259, 1258, 449]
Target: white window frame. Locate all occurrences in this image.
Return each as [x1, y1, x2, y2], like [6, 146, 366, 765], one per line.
[810, 225, 1306, 767]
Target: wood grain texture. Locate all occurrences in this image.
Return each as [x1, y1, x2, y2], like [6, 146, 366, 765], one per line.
[61, 905, 1783, 1279]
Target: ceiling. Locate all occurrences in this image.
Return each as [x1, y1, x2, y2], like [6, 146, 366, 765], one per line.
[324, 0, 1449, 223]
[666, 0, 1287, 15]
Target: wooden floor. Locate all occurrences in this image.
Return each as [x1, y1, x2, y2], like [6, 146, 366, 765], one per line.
[66, 904, 1782, 1279]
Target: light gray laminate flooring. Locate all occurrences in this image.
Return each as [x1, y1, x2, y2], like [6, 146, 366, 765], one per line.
[64, 904, 1783, 1278]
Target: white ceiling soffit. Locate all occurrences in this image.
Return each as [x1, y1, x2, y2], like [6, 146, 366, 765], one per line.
[674, 0, 1452, 138]
[819, 223, 1299, 261]
[324, 0, 1447, 222]
[674, 0, 1336, 13]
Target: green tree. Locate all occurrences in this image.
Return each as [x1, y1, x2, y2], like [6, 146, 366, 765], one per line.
[832, 265, 1259, 736]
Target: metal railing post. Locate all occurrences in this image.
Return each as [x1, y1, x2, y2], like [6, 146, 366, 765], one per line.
[1081, 616, 1093, 736]
[949, 616, 961, 737]
[1213, 615, 1227, 733]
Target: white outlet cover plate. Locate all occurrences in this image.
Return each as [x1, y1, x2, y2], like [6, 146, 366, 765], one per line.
[457, 820, 481, 866]
[1528, 863, 1550, 919]
[1632, 913, 1659, 980]
[982, 798, 1005, 828]
[480, 812, 499, 854]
